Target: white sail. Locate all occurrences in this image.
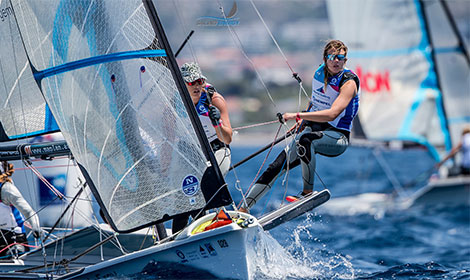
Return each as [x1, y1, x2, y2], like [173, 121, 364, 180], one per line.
[327, 0, 470, 160]
[10, 0, 230, 232]
[0, 0, 58, 141]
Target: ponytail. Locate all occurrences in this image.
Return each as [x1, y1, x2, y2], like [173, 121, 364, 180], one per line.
[0, 161, 14, 183]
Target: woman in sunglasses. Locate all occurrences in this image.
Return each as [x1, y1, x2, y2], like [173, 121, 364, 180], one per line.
[172, 62, 233, 233]
[180, 62, 232, 178]
[240, 40, 360, 213]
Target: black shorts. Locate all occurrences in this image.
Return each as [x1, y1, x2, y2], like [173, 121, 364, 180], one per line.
[0, 229, 29, 257]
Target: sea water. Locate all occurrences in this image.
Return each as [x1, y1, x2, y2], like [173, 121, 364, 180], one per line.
[121, 145, 470, 279]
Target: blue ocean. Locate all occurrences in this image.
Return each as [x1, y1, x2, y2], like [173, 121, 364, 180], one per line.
[127, 145, 470, 280]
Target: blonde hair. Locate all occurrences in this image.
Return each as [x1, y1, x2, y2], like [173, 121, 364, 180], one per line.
[323, 39, 348, 90]
[0, 161, 14, 183]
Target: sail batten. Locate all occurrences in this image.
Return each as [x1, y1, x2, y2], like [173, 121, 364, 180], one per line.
[34, 49, 167, 81]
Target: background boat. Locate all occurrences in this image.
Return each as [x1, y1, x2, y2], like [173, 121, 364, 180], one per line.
[326, 0, 470, 206]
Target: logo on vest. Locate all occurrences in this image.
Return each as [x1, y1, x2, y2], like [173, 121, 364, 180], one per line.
[199, 105, 207, 114]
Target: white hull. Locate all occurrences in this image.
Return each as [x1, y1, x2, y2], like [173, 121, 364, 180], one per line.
[323, 176, 470, 216]
[0, 224, 155, 274]
[401, 175, 470, 208]
[60, 212, 260, 280]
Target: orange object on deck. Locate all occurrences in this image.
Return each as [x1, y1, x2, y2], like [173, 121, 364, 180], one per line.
[204, 209, 233, 231]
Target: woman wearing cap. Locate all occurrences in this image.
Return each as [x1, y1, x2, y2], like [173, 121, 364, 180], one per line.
[180, 62, 232, 177]
[240, 40, 360, 213]
[173, 63, 233, 234]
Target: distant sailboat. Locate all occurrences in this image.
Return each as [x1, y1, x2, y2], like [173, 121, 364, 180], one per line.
[326, 0, 470, 206]
[0, 0, 329, 279]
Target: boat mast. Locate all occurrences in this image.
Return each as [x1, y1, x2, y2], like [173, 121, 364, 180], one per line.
[440, 0, 470, 65]
[141, 0, 231, 206]
[418, 0, 453, 152]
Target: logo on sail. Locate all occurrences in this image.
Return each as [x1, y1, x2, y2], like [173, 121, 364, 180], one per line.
[355, 66, 391, 94]
[0, 5, 13, 22]
[182, 175, 199, 196]
[197, 1, 239, 27]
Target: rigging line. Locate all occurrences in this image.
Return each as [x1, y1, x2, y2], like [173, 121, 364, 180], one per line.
[235, 124, 283, 209]
[175, 30, 195, 58]
[87, 215, 125, 255]
[26, 163, 63, 199]
[245, 124, 282, 193]
[23, 160, 98, 230]
[255, 127, 295, 213]
[232, 119, 279, 131]
[42, 186, 85, 243]
[249, 0, 293, 73]
[313, 169, 327, 191]
[172, 0, 199, 62]
[249, 0, 311, 99]
[215, 0, 277, 107]
[229, 127, 294, 170]
[15, 164, 76, 171]
[373, 147, 405, 198]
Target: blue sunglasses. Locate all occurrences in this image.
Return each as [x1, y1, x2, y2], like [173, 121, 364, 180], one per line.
[325, 54, 346, 61]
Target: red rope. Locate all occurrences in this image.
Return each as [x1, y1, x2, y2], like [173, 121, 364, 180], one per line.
[0, 242, 38, 254]
[15, 163, 76, 171]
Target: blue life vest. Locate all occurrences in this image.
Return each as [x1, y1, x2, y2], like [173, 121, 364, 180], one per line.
[310, 64, 360, 132]
[195, 85, 218, 143]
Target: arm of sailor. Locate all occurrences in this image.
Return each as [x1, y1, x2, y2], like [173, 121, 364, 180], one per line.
[210, 92, 233, 144]
[283, 80, 357, 122]
[1, 183, 42, 238]
[436, 141, 463, 167]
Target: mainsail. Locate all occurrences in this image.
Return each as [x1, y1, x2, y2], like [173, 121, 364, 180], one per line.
[5, 0, 231, 233]
[327, 0, 470, 160]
